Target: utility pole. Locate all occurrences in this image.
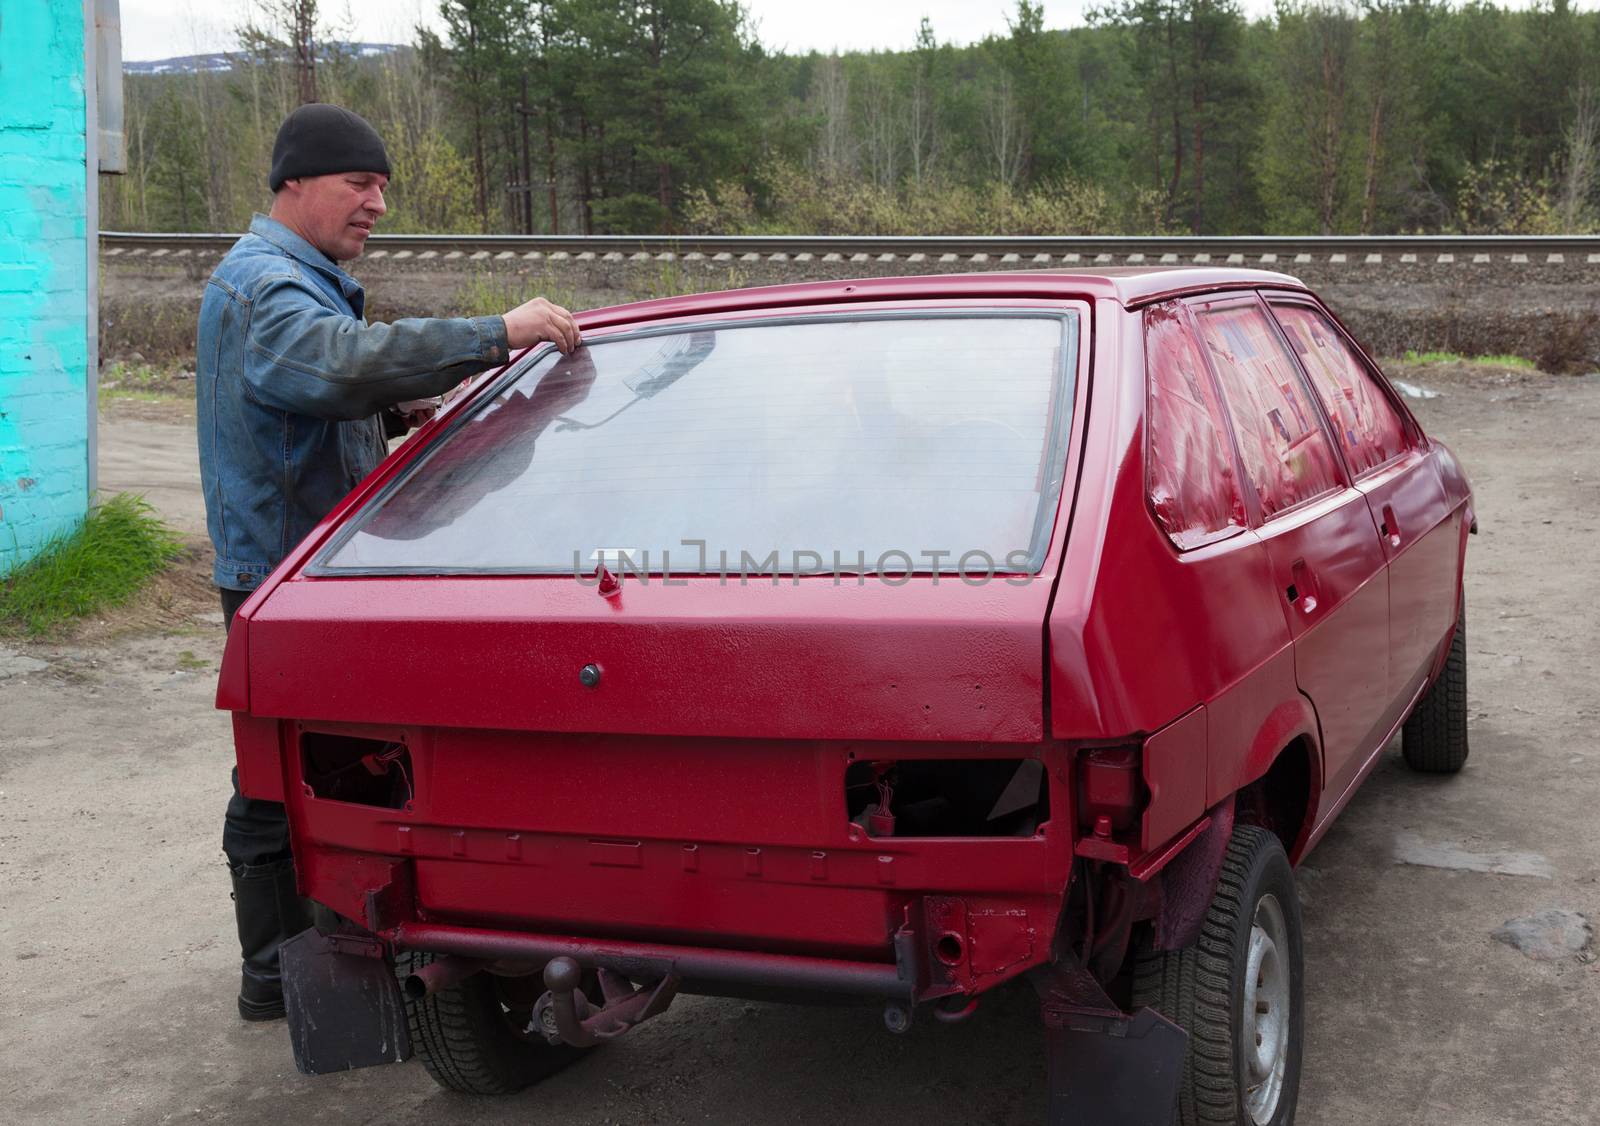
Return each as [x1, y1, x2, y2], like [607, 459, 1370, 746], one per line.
[518, 73, 534, 234]
[537, 11, 559, 234]
[292, 0, 318, 104]
[509, 72, 558, 234]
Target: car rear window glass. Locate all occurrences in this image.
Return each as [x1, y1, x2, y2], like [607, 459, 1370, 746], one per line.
[314, 313, 1077, 576]
[1194, 302, 1342, 519]
[1268, 302, 1410, 477]
[1143, 303, 1246, 550]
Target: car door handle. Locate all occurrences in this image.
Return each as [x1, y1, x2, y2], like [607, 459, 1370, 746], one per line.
[1286, 558, 1319, 614]
[1379, 503, 1402, 549]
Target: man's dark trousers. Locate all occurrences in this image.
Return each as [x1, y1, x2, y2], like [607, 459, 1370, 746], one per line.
[220, 587, 307, 1020]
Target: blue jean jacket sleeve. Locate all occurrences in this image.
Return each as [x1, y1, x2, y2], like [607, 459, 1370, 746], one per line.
[243, 272, 509, 420]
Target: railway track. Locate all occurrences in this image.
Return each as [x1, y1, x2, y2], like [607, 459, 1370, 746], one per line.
[101, 231, 1600, 266]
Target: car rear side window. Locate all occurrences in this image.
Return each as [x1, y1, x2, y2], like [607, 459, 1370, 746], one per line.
[1143, 303, 1245, 550]
[1194, 301, 1342, 519]
[313, 312, 1077, 576]
[1268, 301, 1411, 477]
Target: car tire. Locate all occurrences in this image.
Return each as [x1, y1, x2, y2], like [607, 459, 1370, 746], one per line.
[398, 951, 586, 1095]
[1401, 602, 1469, 773]
[1133, 825, 1304, 1126]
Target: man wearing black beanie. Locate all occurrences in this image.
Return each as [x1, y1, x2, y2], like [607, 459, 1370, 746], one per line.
[196, 103, 581, 1022]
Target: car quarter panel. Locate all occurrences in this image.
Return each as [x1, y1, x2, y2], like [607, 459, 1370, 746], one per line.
[1047, 300, 1308, 825]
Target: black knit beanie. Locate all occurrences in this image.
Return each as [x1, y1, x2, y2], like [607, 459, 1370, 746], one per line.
[268, 104, 391, 192]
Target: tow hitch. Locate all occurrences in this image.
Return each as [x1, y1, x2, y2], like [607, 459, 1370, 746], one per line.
[532, 955, 681, 1047]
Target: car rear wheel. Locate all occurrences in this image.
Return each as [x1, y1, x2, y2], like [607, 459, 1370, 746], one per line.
[1133, 825, 1304, 1126]
[398, 951, 588, 1095]
[1401, 601, 1469, 773]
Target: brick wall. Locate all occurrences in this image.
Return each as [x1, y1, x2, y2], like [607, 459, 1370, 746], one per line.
[0, 1, 89, 576]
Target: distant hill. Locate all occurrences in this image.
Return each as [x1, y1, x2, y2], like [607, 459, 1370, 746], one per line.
[124, 42, 402, 76]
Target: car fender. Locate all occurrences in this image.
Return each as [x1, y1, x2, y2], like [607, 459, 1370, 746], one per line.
[1152, 701, 1319, 950]
[1427, 506, 1471, 683]
[1433, 437, 1475, 614]
[1235, 694, 1322, 804]
[1422, 441, 1473, 686]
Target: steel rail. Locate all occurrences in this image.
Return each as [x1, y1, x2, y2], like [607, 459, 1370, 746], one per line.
[100, 230, 1600, 259]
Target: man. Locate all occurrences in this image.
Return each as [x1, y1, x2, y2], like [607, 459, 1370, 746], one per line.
[197, 103, 580, 1021]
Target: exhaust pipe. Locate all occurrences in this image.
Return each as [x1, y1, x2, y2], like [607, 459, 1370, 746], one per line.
[403, 955, 488, 1001]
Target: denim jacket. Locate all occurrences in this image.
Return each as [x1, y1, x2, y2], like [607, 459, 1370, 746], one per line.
[197, 215, 508, 590]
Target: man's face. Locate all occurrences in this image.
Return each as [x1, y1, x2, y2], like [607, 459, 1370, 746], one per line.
[280, 171, 388, 261]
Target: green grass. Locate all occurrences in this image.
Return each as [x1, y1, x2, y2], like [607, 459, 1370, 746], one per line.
[624, 257, 750, 303]
[632, 255, 696, 301]
[103, 360, 173, 386]
[452, 259, 750, 326]
[1401, 350, 1537, 368]
[100, 388, 174, 405]
[176, 649, 209, 670]
[0, 494, 182, 636]
[453, 269, 579, 319]
[99, 360, 194, 404]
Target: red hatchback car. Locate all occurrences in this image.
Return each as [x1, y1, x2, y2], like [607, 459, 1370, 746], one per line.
[221, 268, 1473, 1126]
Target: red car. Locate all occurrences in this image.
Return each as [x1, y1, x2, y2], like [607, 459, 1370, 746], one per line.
[222, 268, 1473, 1126]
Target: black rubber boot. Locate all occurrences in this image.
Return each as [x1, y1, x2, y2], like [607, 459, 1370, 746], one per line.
[230, 858, 311, 1022]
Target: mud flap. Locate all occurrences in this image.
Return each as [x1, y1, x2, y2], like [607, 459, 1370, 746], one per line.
[281, 928, 412, 1075]
[1043, 1006, 1187, 1126]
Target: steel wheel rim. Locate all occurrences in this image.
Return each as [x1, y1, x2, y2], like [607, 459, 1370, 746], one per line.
[1242, 892, 1291, 1124]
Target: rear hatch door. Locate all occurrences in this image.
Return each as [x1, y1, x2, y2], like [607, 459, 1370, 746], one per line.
[253, 306, 1086, 742]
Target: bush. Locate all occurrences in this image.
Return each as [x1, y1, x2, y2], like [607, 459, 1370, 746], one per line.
[592, 193, 675, 235]
[382, 131, 479, 234]
[683, 160, 1172, 236]
[1534, 311, 1600, 374]
[1449, 157, 1599, 235]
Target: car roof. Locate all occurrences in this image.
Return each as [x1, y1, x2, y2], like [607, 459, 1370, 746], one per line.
[577, 267, 1311, 332]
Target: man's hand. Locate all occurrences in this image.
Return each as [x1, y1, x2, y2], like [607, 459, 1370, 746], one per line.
[400, 404, 438, 429]
[394, 396, 441, 430]
[503, 296, 581, 354]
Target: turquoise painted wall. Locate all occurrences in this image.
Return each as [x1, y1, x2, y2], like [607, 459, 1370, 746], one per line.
[0, 1, 89, 576]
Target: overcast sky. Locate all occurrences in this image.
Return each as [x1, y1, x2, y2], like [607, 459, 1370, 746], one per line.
[117, 0, 1179, 62]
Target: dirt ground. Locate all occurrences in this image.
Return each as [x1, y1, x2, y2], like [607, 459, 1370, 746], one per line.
[3, 365, 1598, 1125]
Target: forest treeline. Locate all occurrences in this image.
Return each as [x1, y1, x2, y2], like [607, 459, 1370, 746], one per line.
[101, 0, 1600, 237]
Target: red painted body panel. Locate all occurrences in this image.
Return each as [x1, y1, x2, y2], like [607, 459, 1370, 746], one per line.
[223, 269, 1469, 1008]
[1357, 454, 1457, 701]
[1140, 706, 1208, 852]
[282, 721, 1074, 970]
[571, 268, 1309, 333]
[1258, 488, 1392, 802]
[232, 713, 283, 801]
[247, 576, 1050, 742]
[1044, 301, 1300, 819]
